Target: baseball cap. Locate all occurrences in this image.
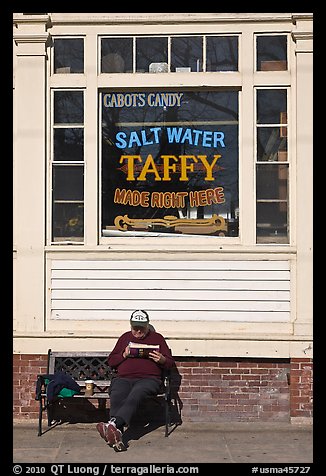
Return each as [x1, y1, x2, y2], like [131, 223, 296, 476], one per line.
[130, 310, 150, 327]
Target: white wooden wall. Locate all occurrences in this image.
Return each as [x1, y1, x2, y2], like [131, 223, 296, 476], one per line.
[50, 260, 291, 322]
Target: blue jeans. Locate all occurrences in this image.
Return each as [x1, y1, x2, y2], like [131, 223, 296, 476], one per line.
[109, 377, 161, 426]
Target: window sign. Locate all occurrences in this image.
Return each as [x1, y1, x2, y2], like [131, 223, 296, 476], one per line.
[101, 90, 239, 237]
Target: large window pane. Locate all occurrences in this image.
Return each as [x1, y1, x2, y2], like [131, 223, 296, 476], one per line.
[101, 90, 239, 237]
[206, 36, 238, 71]
[171, 37, 203, 72]
[54, 38, 84, 74]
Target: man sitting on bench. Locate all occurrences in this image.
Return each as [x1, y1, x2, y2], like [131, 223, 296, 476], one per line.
[96, 310, 175, 452]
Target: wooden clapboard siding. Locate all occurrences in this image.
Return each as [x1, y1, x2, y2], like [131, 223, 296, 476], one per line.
[50, 260, 291, 322]
[51, 279, 290, 291]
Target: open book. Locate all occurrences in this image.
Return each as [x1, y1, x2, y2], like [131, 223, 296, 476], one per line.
[128, 342, 160, 358]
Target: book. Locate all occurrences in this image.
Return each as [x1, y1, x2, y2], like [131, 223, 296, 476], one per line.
[128, 342, 160, 358]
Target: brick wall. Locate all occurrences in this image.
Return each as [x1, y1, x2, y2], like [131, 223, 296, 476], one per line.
[13, 354, 48, 420]
[173, 358, 291, 422]
[13, 354, 313, 422]
[289, 358, 313, 419]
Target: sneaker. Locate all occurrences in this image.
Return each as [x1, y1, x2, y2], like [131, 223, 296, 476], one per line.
[106, 423, 127, 452]
[96, 422, 109, 442]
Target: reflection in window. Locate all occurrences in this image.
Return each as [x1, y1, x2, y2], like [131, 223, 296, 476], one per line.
[257, 127, 287, 162]
[256, 165, 288, 241]
[257, 164, 288, 199]
[52, 165, 84, 241]
[53, 38, 84, 74]
[256, 89, 288, 243]
[101, 38, 133, 73]
[101, 90, 239, 237]
[53, 166, 84, 201]
[54, 129, 84, 162]
[54, 91, 84, 124]
[206, 36, 238, 71]
[136, 37, 168, 72]
[52, 90, 84, 242]
[100, 35, 239, 74]
[52, 166, 84, 241]
[52, 203, 84, 240]
[171, 37, 203, 72]
[257, 35, 287, 71]
[257, 89, 287, 124]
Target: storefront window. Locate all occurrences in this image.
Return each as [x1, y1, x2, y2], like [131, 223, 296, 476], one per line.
[101, 90, 239, 237]
[256, 89, 288, 243]
[52, 90, 84, 242]
[100, 35, 239, 74]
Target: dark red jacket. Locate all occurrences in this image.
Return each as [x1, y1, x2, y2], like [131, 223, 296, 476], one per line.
[108, 329, 175, 379]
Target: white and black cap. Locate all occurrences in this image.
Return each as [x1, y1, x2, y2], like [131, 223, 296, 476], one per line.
[130, 310, 150, 327]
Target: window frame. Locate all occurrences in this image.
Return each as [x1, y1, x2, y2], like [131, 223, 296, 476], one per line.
[50, 88, 85, 244]
[99, 33, 240, 74]
[254, 32, 289, 73]
[254, 86, 291, 245]
[46, 26, 295, 250]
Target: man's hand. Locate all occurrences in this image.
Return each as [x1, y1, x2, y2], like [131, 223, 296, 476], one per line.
[149, 350, 166, 364]
[122, 345, 130, 359]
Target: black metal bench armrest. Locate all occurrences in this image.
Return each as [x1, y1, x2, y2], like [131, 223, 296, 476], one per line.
[161, 369, 172, 399]
[163, 375, 170, 397]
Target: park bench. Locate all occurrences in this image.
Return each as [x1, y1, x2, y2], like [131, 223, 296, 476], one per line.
[35, 349, 172, 437]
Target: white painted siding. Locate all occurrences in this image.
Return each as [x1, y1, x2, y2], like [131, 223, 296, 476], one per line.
[50, 260, 291, 322]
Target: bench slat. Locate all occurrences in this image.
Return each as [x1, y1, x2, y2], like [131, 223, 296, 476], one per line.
[74, 393, 109, 399]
